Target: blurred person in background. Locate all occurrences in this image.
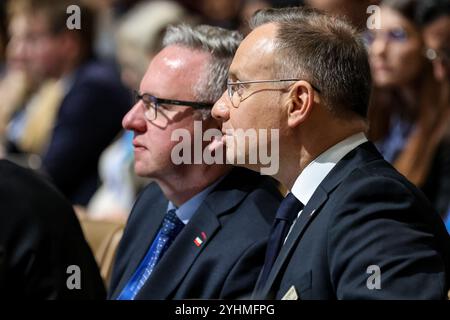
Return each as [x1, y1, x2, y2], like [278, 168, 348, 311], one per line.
[174, 0, 303, 33]
[238, 0, 272, 35]
[417, 0, 450, 228]
[0, 0, 42, 158]
[270, 0, 305, 7]
[199, 0, 242, 29]
[418, 0, 450, 82]
[0, 0, 5, 67]
[175, 0, 242, 29]
[84, 0, 188, 222]
[3, 0, 131, 206]
[305, 0, 381, 30]
[366, 0, 450, 217]
[80, 0, 143, 62]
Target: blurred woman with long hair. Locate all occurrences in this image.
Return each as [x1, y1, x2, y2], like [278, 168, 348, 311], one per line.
[366, 0, 450, 216]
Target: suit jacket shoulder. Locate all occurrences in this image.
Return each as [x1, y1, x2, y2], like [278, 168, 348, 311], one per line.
[263, 142, 450, 300]
[0, 160, 105, 299]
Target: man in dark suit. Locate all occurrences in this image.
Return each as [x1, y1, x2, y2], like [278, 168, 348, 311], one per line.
[0, 159, 105, 299]
[212, 7, 450, 299]
[110, 167, 281, 299]
[108, 24, 282, 300]
[41, 59, 131, 205]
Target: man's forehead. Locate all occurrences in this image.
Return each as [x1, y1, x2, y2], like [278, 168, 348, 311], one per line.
[152, 45, 207, 73]
[140, 45, 208, 92]
[229, 23, 278, 80]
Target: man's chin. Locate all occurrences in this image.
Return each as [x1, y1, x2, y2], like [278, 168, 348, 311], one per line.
[134, 163, 152, 178]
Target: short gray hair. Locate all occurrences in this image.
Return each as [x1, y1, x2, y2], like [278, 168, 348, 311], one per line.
[250, 7, 372, 119]
[163, 24, 242, 118]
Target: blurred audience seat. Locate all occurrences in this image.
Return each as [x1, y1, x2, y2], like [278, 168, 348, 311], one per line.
[77, 214, 125, 287]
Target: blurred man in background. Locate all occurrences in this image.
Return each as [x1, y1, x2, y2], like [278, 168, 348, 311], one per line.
[4, 0, 131, 205]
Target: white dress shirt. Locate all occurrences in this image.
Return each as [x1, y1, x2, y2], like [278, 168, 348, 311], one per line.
[285, 132, 368, 241]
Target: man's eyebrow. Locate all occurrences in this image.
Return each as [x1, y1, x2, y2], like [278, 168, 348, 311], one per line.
[228, 70, 246, 81]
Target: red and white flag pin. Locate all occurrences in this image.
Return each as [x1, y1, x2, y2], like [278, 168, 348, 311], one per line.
[194, 232, 207, 247]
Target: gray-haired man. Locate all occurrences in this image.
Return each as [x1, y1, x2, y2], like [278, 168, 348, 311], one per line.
[108, 24, 282, 300]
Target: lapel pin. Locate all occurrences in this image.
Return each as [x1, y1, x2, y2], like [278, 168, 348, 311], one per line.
[194, 236, 204, 247]
[309, 209, 316, 217]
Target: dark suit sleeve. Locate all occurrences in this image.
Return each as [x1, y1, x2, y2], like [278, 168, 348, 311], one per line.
[328, 171, 448, 299]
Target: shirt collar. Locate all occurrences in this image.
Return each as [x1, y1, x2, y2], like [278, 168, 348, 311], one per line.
[167, 175, 225, 225]
[291, 132, 368, 205]
[59, 72, 76, 97]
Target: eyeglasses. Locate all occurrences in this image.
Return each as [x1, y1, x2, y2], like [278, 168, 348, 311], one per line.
[133, 90, 214, 121]
[227, 79, 321, 107]
[362, 28, 409, 47]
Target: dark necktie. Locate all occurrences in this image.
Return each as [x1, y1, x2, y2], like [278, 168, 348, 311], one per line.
[257, 193, 304, 291]
[117, 209, 184, 300]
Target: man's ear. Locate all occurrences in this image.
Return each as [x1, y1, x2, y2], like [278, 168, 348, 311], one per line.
[287, 80, 316, 129]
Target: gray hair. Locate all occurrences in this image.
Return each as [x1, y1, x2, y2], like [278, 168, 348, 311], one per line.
[163, 24, 242, 119]
[250, 7, 372, 119]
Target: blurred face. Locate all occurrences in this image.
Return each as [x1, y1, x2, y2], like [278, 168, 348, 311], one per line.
[6, 14, 33, 73]
[26, 13, 65, 78]
[212, 23, 286, 173]
[423, 16, 450, 81]
[367, 6, 424, 87]
[306, 0, 377, 28]
[239, 0, 271, 34]
[122, 45, 211, 178]
[201, 0, 241, 21]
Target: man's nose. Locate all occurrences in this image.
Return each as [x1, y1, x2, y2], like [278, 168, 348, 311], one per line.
[122, 102, 147, 133]
[211, 91, 231, 123]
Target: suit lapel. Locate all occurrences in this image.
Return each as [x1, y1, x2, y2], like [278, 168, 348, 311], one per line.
[136, 204, 221, 299]
[111, 190, 167, 299]
[261, 187, 328, 297]
[135, 168, 254, 299]
[260, 142, 382, 298]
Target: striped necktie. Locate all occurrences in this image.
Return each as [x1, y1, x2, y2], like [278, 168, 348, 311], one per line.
[117, 209, 184, 300]
[256, 193, 304, 293]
